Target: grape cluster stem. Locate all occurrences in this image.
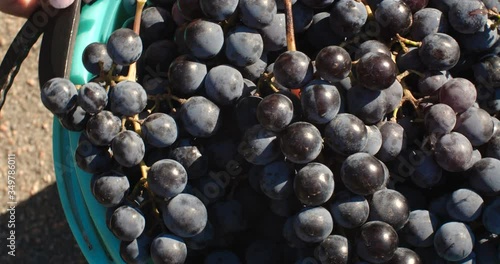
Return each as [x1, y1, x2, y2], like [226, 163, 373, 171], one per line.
[284, 0, 296, 51]
[395, 34, 421, 53]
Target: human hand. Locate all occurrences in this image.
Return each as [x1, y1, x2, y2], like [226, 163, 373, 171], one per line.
[0, 0, 40, 18]
[0, 0, 75, 17]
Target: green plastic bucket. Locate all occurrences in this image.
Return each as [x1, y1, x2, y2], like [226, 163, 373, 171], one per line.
[52, 1, 136, 263]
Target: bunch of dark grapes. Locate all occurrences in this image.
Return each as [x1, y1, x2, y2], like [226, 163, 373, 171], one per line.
[41, 0, 500, 263]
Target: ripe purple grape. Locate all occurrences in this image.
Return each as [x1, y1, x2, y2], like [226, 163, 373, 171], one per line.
[355, 52, 397, 91]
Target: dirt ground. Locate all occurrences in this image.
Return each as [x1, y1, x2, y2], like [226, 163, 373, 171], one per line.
[0, 13, 86, 263]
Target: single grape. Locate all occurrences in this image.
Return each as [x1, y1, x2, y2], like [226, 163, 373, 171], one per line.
[109, 205, 145, 242]
[239, 0, 277, 29]
[355, 52, 397, 91]
[374, 0, 413, 36]
[40, 77, 78, 115]
[315, 46, 352, 83]
[256, 93, 294, 132]
[77, 82, 108, 114]
[294, 162, 334, 206]
[111, 130, 145, 168]
[410, 8, 448, 41]
[162, 193, 207, 238]
[142, 113, 178, 148]
[376, 121, 406, 162]
[109, 81, 147, 117]
[434, 132, 474, 172]
[184, 19, 224, 59]
[355, 221, 399, 263]
[106, 28, 142, 66]
[469, 157, 500, 196]
[169, 142, 207, 180]
[424, 103, 456, 135]
[438, 78, 477, 114]
[260, 160, 294, 200]
[329, 190, 369, 229]
[293, 206, 334, 243]
[280, 122, 323, 164]
[419, 33, 460, 71]
[369, 189, 410, 230]
[140, 6, 175, 46]
[225, 24, 264, 67]
[300, 80, 341, 124]
[168, 55, 207, 96]
[324, 113, 368, 156]
[179, 96, 222, 138]
[273, 51, 314, 89]
[58, 105, 91, 132]
[150, 234, 187, 264]
[384, 248, 422, 264]
[238, 124, 282, 165]
[448, 0, 487, 34]
[119, 234, 151, 264]
[85, 110, 122, 146]
[314, 235, 350, 264]
[204, 65, 244, 105]
[199, 0, 238, 21]
[259, 13, 286, 51]
[75, 136, 113, 173]
[91, 171, 129, 207]
[341, 153, 386, 196]
[347, 84, 387, 125]
[329, 0, 368, 37]
[446, 188, 484, 222]
[454, 106, 495, 146]
[82, 42, 114, 75]
[147, 159, 188, 199]
[434, 222, 475, 261]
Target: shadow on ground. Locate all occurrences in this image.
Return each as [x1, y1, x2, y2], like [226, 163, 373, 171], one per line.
[0, 183, 86, 263]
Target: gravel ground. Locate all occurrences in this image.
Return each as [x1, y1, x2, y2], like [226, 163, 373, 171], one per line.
[0, 13, 86, 263]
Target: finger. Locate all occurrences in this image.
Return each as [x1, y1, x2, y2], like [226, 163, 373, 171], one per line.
[0, 0, 40, 18]
[48, 0, 75, 9]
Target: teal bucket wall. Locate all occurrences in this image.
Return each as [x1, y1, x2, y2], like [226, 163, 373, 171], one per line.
[53, 1, 136, 263]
